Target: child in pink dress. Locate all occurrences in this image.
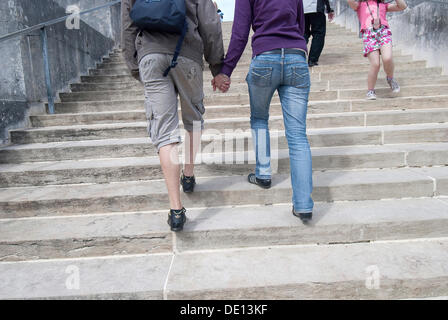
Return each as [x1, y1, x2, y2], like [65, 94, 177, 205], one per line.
[347, 0, 408, 100]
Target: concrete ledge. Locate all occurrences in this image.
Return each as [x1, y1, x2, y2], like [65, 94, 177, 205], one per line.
[0, 167, 439, 217]
[166, 239, 448, 299]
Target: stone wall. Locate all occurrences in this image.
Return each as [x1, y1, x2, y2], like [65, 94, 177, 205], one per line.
[333, 0, 448, 73]
[0, 0, 121, 145]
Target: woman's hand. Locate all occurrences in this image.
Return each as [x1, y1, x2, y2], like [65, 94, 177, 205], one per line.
[212, 74, 231, 93]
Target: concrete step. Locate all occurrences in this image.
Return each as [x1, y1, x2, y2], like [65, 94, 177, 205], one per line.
[1, 198, 448, 261]
[101, 48, 404, 68]
[0, 252, 173, 299]
[203, 76, 448, 94]
[71, 81, 142, 92]
[59, 89, 338, 103]
[0, 138, 154, 164]
[80, 75, 138, 83]
[0, 210, 173, 261]
[165, 238, 448, 299]
[103, 49, 405, 65]
[80, 64, 436, 85]
[30, 107, 448, 129]
[10, 116, 448, 144]
[88, 60, 426, 77]
[58, 83, 447, 104]
[3, 114, 448, 163]
[2, 142, 448, 187]
[205, 85, 448, 106]
[46, 94, 448, 114]
[310, 61, 426, 74]
[3, 17, 448, 301]
[0, 166, 446, 218]
[4, 238, 447, 299]
[99, 52, 412, 71]
[71, 73, 448, 94]
[203, 67, 442, 83]
[327, 76, 448, 91]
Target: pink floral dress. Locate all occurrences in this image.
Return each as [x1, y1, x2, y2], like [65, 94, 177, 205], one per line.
[361, 25, 392, 57]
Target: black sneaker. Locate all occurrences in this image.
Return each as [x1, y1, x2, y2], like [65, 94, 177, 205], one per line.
[308, 61, 319, 67]
[181, 172, 196, 193]
[167, 207, 187, 232]
[292, 208, 312, 223]
[248, 173, 272, 189]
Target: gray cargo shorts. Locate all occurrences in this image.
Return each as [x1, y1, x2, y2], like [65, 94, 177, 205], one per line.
[139, 53, 205, 151]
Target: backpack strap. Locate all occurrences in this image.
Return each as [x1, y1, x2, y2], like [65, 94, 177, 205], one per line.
[163, 20, 189, 77]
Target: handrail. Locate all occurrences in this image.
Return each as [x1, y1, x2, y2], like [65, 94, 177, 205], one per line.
[0, 0, 121, 43]
[0, 0, 121, 115]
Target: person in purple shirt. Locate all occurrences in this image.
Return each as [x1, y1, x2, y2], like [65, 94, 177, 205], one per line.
[213, 0, 314, 222]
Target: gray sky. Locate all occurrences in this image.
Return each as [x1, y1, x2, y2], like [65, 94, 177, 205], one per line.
[214, 0, 235, 21]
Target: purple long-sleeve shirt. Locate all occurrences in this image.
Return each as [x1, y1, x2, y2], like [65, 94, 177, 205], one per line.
[220, 0, 308, 77]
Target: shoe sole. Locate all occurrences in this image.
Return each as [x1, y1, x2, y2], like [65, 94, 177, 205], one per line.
[248, 176, 272, 189]
[293, 212, 313, 223]
[181, 180, 196, 194]
[167, 217, 187, 232]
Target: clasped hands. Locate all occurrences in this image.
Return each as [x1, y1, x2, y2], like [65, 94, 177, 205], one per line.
[212, 73, 231, 93]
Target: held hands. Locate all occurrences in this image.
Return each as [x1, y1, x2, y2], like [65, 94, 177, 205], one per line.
[212, 73, 231, 93]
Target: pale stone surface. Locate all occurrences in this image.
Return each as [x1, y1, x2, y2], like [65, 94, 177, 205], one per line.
[0, 254, 173, 299]
[167, 239, 448, 299]
[8, 143, 448, 187]
[26, 105, 448, 129]
[0, 211, 172, 261]
[0, 167, 440, 218]
[410, 166, 448, 196]
[176, 198, 448, 251]
[1, 21, 448, 300]
[2, 199, 448, 260]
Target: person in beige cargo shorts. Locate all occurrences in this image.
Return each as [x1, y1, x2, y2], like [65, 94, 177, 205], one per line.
[121, 0, 226, 231]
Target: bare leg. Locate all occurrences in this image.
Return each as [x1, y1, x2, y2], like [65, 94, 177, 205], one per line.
[159, 143, 182, 210]
[367, 50, 381, 90]
[183, 128, 202, 177]
[380, 43, 394, 78]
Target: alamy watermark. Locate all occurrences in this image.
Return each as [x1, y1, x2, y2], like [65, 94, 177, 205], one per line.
[365, 265, 381, 290]
[163, 121, 280, 173]
[65, 265, 80, 290]
[66, 5, 80, 30]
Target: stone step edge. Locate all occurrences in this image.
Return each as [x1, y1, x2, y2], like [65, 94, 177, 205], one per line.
[2, 142, 446, 173]
[49, 92, 448, 106]
[1, 238, 447, 299]
[60, 83, 448, 95]
[1, 199, 448, 262]
[72, 74, 448, 88]
[0, 166, 445, 203]
[10, 117, 448, 133]
[28, 106, 448, 124]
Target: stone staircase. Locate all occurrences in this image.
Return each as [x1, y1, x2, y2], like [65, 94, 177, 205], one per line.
[1, 22, 448, 299]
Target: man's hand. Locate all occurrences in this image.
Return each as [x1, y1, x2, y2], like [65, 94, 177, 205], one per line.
[212, 73, 231, 93]
[328, 11, 335, 22]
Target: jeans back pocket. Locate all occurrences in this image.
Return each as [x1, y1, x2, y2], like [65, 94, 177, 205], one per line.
[249, 67, 273, 87]
[291, 65, 310, 89]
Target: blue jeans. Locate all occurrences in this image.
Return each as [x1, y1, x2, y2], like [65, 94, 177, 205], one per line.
[246, 49, 314, 213]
